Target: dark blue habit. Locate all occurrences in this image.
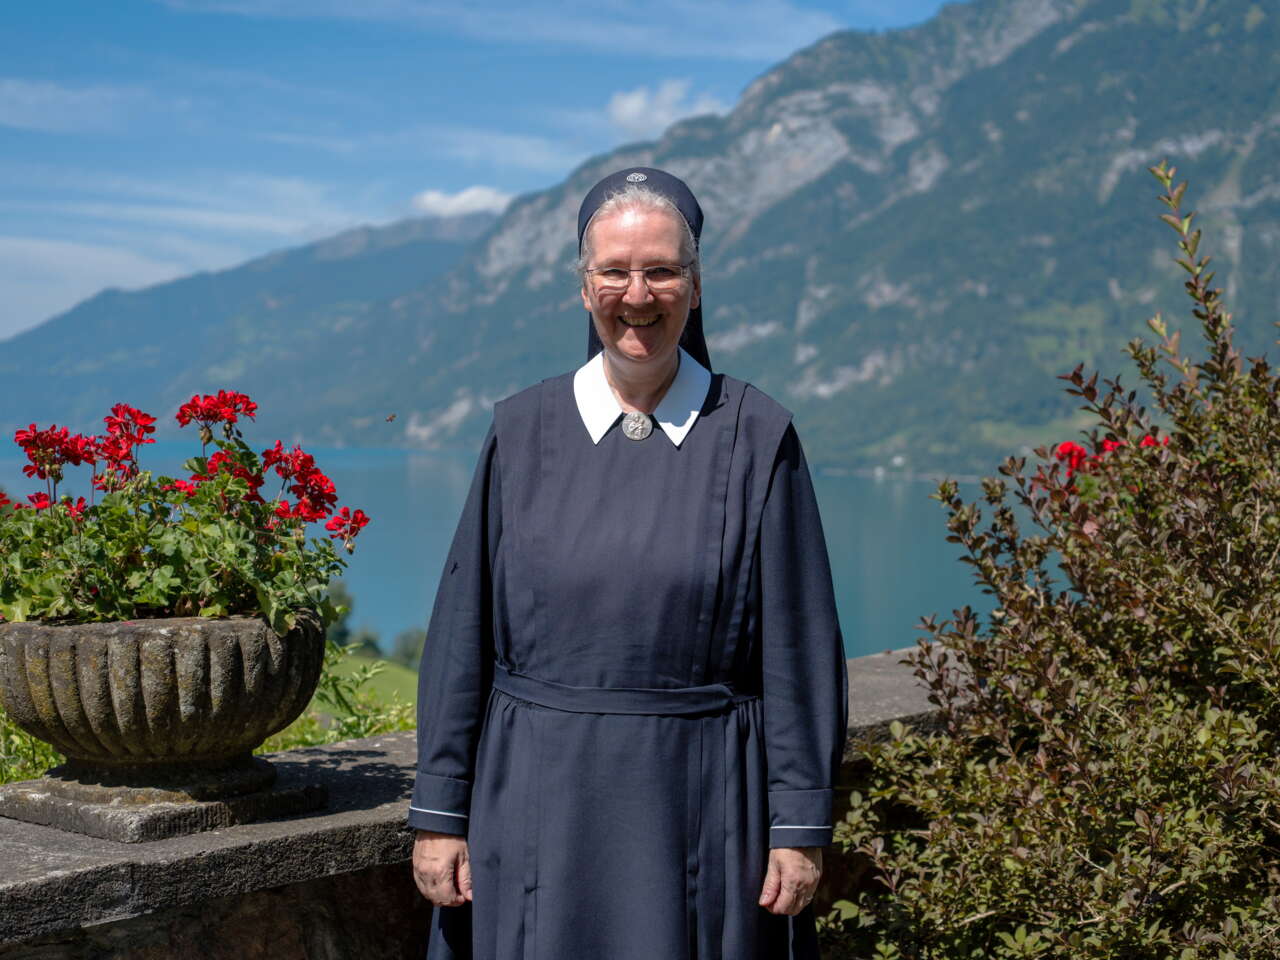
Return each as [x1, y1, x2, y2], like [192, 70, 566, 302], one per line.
[409, 368, 848, 960]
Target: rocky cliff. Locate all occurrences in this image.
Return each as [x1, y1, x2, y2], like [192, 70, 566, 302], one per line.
[4, 0, 1278, 473]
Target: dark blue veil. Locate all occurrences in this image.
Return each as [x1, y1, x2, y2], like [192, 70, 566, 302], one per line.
[576, 167, 711, 371]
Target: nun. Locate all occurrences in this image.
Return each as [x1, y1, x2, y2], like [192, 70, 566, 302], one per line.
[409, 167, 848, 960]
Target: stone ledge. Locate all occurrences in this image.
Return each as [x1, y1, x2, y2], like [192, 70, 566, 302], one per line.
[844, 646, 939, 759]
[0, 649, 936, 947]
[0, 735, 420, 946]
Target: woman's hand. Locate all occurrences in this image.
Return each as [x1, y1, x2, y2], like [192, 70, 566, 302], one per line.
[412, 830, 473, 906]
[758, 846, 822, 916]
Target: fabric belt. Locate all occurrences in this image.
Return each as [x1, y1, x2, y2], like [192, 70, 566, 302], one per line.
[492, 663, 755, 716]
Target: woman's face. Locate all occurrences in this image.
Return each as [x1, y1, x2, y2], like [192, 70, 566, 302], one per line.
[580, 207, 700, 373]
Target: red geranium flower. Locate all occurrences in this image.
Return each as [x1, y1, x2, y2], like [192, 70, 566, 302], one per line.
[163, 479, 199, 497]
[188, 450, 265, 503]
[104, 404, 156, 447]
[325, 506, 370, 539]
[325, 506, 370, 553]
[288, 468, 337, 516]
[271, 493, 331, 524]
[293, 497, 331, 523]
[65, 496, 88, 519]
[96, 432, 133, 465]
[63, 433, 99, 467]
[261, 441, 316, 481]
[26, 492, 52, 510]
[15, 424, 87, 481]
[92, 430, 143, 491]
[176, 390, 257, 428]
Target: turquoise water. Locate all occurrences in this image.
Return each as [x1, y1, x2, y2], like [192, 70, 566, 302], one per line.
[0, 442, 986, 658]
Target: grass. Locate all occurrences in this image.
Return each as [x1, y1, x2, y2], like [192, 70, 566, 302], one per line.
[259, 647, 417, 752]
[0, 707, 62, 785]
[331, 652, 418, 705]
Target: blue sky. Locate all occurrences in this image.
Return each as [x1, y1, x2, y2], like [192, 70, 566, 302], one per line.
[0, 0, 959, 341]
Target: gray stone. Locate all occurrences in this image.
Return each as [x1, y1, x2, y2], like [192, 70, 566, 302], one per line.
[0, 614, 331, 843]
[0, 652, 940, 952]
[0, 733, 420, 947]
[0, 756, 327, 843]
[0, 614, 324, 769]
[844, 646, 940, 757]
[0, 861, 432, 960]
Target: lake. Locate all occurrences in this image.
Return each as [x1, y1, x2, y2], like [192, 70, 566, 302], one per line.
[0, 441, 988, 659]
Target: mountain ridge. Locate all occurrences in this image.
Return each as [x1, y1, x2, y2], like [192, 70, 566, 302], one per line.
[4, 0, 1278, 473]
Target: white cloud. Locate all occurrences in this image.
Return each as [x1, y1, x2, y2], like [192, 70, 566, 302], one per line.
[428, 126, 589, 174]
[57, 201, 311, 236]
[9, 173, 381, 240]
[843, 0, 950, 29]
[411, 186, 512, 217]
[0, 169, 392, 338]
[607, 80, 726, 141]
[154, 0, 844, 61]
[258, 130, 359, 155]
[0, 78, 161, 134]
[0, 237, 191, 341]
[254, 123, 586, 175]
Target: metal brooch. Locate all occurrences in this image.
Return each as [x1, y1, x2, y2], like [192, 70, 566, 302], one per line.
[621, 411, 653, 440]
[625, 172, 647, 183]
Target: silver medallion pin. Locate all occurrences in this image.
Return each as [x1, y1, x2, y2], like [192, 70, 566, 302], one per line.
[625, 172, 647, 183]
[622, 411, 653, 441]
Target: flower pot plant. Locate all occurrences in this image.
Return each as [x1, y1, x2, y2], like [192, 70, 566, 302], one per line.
[0, 392, 370, 840]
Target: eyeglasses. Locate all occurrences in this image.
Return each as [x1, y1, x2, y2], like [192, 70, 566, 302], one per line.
[584, 263, 693, 294]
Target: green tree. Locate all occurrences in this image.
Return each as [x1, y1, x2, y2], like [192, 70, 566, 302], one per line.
[324, 579, 382, 657]
[390, 627, 426, 669]
[325, 578, 355, 647]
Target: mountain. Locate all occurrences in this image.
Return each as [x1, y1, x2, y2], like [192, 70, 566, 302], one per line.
[0, 213, 497, 446]
[4, 0, 1279, 474]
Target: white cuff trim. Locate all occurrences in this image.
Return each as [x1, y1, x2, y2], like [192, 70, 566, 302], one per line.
[410, 805, 468, 819]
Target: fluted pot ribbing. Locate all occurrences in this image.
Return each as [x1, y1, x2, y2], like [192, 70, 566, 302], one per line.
[0, 613, 324, 770]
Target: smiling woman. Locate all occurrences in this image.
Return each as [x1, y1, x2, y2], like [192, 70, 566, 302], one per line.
[578, 180, 707, 370]
[578, 190, 701, 402]
[408, 167, 847, 960]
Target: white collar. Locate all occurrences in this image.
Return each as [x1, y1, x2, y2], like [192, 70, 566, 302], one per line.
[572, 347, 711, 447]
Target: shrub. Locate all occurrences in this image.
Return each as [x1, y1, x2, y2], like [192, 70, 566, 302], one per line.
[390, 627, 427, 669]
[823, 166, 1280, 958]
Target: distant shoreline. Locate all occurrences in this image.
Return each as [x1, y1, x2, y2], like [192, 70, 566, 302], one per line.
[818, 465, 985, 486]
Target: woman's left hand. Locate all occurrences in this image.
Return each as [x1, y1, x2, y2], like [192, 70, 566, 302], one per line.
[758, 846, 822, 916]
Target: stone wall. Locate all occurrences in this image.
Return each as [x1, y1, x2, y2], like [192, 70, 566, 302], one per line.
[6, 864, 430, 960]
[0, 649, 931, 958]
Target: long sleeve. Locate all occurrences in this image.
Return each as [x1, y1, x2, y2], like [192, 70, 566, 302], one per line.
[408, 424, 501, 835]
[758, 422, 848, 849]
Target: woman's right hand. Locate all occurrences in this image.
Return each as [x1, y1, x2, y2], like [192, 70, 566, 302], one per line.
[412, 830, 473, 906]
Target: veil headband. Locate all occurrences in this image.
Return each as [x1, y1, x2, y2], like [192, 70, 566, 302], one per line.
[577, 167, 710, 371]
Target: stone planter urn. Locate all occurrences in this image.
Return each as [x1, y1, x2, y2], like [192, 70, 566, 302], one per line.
[0, 613, 328, 842]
